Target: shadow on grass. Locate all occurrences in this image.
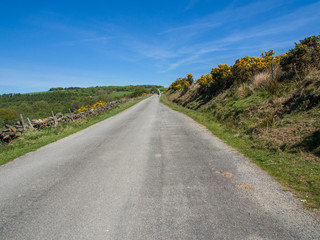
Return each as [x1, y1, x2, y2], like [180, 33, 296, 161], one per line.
[297, 130, 320, 157]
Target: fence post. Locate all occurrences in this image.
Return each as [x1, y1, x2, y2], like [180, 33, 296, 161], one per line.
[20, 114, 26, 130]
[51, 111, 58, 127]
[69, 109, 74, 121]
[27, 117, 34, 130]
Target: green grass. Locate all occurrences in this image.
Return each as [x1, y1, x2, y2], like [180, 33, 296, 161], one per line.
[0, 98, 146, 166]
[161, 94, 320, 210]
[226, 93, 266, 111]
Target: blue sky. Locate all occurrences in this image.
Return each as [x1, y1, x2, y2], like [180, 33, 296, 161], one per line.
[0, 0, 319, 94]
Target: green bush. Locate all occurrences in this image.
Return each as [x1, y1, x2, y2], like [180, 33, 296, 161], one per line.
[0, 108, 19, 125]
[280, 35, 320, 79]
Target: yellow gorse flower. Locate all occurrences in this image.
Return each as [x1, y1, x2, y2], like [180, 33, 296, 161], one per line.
[168, 74, 194, 91]
[74, 100, 107, 113]
[91, 100, 106, 109]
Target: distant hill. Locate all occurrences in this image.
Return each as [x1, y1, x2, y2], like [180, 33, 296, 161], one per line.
[0, 85, 162, 125]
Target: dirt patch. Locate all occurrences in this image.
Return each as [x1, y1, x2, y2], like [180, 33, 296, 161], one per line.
[222, 172, 233, 178]
[215, 171, 233, 178]
[240, 184, 255, 190]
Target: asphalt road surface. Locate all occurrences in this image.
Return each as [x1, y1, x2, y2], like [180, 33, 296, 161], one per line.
[0, 95, 319, 240]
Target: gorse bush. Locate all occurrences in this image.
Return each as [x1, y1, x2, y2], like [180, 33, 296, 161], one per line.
[211, 64, 233, 89]
[91, 100, 107, 109]
[74, 106, 87, 113]
[196, 64, 233, 94]
[194, 52, 285, 95]
[168, 74, 194, 91]
[280, 35, 320, 79]
[74, 100, 107, 114]
[232, 51, 286, 84]
[196, 74, 213, 89]
[168, 36, 318, 95]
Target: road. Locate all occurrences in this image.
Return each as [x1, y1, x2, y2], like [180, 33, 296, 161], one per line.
[0, 95, 319, 239]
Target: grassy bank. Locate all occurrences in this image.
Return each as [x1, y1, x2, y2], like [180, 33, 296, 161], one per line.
[161, 94, 320, 210]
[0, 98, 146, 166]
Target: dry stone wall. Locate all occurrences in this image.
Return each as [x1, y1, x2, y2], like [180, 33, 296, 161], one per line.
[0, 99, 127, 145]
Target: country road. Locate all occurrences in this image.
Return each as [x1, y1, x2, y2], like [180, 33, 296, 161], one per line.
[0, 95, 319, 240]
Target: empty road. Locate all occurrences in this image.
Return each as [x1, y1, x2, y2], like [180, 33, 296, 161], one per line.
[0, 95, 319, 239]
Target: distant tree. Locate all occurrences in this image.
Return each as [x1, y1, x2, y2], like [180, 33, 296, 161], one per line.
[49, 87, 64, 91]
[151, 87, 157, 94]
[130, 87, 148, 97]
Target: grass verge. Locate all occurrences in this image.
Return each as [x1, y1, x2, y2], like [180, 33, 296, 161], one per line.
[161, 94, 320, 211]
[0, 98, 146, 166]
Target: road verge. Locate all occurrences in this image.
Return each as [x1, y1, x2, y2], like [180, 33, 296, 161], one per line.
[161, 94, 320, 211]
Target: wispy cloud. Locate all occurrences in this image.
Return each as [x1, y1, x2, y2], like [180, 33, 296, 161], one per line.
[160, 22, 221, 35]
[56, 36, 113, 47]
[162, 48, 225, 72]
[161, 0, 283, 36]
[216, 2, 320, 45]
[154, 1, 320, 71]
[23, 1, 320, 75]
[27, 16, 117, 47]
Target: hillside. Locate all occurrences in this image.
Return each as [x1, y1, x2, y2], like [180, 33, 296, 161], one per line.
[0, 85, 162, 126]
[164, 35, 320, 208]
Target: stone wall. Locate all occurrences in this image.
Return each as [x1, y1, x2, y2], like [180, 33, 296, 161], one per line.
[0, 99, 127, 145]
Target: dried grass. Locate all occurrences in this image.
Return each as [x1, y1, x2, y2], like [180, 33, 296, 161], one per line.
[251, 71, 272, 90]
[237, 83, 252, 98]
[250, 67, 282, 95]
[305, 69, 320, 81]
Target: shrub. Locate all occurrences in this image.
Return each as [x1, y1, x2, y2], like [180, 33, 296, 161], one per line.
[91, 100, 106, 109]
[232, 51, 286, 83]
[74, 106, 87, 113]
[196, 64, 233, 94]
[196, 74, 213, 89]
[0, 108, 19, 125]
[129, 86, 149, 97]
[168, 74, 194, 91]
[211, 64, 233, 90]
[280, 35, 320, 78]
